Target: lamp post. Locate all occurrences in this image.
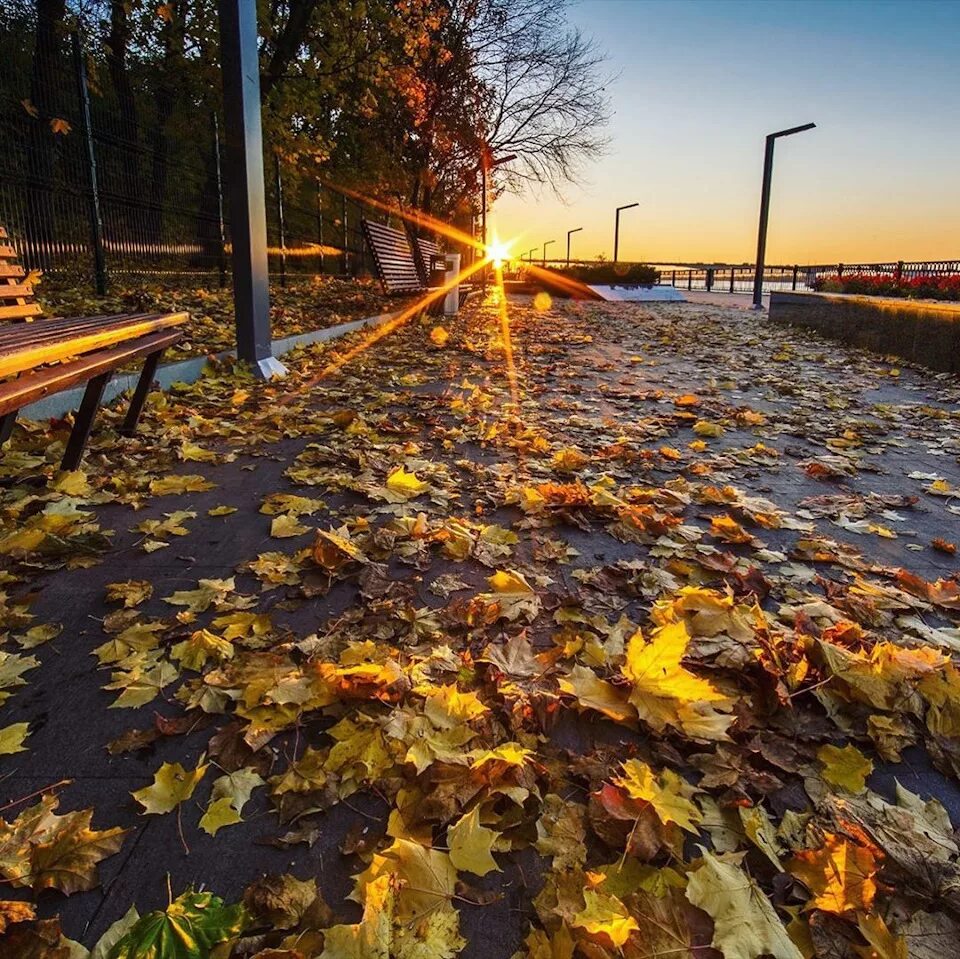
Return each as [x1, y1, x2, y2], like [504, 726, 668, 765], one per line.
[614, 202, 638, 263]
[542, 240, 555, 267]
[751, 122, 815, 309]
[527, 247, 537, 264]
[480, 151, 517, 292]
[566, 227, 583, 266]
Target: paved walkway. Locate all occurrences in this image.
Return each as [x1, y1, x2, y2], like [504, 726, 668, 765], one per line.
[1, 295, 959, 955]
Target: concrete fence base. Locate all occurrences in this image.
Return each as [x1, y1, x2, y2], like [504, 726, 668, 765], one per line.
[769, 291, 960, 374]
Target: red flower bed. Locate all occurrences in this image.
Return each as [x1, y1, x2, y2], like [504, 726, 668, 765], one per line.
[812, 272, 960, 301]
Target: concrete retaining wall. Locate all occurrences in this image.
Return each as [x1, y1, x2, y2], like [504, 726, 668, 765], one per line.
[769, 291, 960, 374]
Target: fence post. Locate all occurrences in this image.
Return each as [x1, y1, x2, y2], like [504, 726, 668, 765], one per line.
[72, 31, 107, 295]
[315, 179, 324, 275]
[837, 262, 844, 278]
[706, 267, 714, 291]
[671, 269, 676, 286]
[792, 264, 798, 290]
[729, 268, 735, 293]
[273, 154, 286, 288]
[687, 272, 692, 291]
[213, 113, 227, 289]
[895, 260, 904, 283]
[342, 193, 349, 274]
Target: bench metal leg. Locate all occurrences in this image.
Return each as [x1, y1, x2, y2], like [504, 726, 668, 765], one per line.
[0, 412, 16, 446]
[120, 347, 164, 437]
[62, 372, 111, 471]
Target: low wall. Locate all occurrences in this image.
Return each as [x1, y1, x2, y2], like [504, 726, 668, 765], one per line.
[769, 291, 960, 374]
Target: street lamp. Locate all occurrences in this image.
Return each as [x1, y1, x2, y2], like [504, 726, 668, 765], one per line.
[527, 248, 537, 263]
[613, 203, 639, 263]
[566, 227, 583, 267]
[480, 151, 517, 292]
[751, 122, 815, 309]
[543, 240, 555, 266]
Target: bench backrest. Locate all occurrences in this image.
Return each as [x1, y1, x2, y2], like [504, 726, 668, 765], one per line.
[361, 219, 424, 294]
[0, 228, 42, 323]
[410, 232, 440, 287]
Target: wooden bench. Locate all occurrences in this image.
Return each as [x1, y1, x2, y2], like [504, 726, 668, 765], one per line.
[0, 228, 188, 470]
[361, 219, 471, 309]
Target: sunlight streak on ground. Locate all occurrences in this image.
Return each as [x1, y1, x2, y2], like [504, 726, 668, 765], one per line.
[493, 266, 521, 413]
[288, 257, 490, 397]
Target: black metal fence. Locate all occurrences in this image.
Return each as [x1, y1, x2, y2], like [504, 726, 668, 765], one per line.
[0, 9, 391, 291]
[651, 260, 960, 295]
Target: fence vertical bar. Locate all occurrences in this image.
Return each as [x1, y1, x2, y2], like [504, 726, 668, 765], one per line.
[729, 267, 735, 293]
[895, 260, 904, 283]
[72, 31, 107, 294]
[274, 153, 286, 287]
[342, 192, 349, 274]
[315, 179, 324, 275]
[671, 269, 676, 287]
[213, 113, 227, 288]
[687, 272, 692, 291]
[792, 264, 798, 290]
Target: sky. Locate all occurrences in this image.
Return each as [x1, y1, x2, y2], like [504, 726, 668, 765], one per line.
[492, 0, 960, 266]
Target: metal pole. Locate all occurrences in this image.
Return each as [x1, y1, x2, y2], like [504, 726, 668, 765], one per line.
[274, 154, 286, 288]
[543, 240, 555, 267]
[566, 227, 582, 267]
[316, 179, 324, 274]
[613, 203, 638, 263]
[729, 267, 735, 293]
[792, 264, 798, 290]
[342, 192, 348, 275]
[213, 113, 227, 289]
[480, 162, 487, 294]
[751, 122, 815, 310]
[72, 32, 107, 295]
[751, 136, 776, 310]
[217, 0, 284, 377]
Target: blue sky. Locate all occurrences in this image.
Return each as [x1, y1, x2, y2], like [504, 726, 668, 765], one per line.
[494, 0, 960, 264]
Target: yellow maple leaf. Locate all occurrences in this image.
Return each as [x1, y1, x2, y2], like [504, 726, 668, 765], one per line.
[447, 806, 500, 876]
[571, 890, 638, 949]
[131, 759, 208, 815]
[818, 743, 873, 793]
[614, 759, 701, 833]
[788, 833, 878, 914]
[621, 621, 733, 739]
[385, 467, 430, 499]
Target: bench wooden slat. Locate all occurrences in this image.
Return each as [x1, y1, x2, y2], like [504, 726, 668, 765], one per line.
[0, 284, 35, 299]
[0, 303, 43, 321]
[361, 218, 429, 295]
[0, 264, 25, 279]
[0, 313, 175, 355]
[0, 329, 182, 417]
[0, 312, 188, 380]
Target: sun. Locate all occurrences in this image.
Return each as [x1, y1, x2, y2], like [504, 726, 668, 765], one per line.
[486, 239, 512, 269]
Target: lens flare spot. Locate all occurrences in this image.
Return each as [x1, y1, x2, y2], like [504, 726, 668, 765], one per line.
[533, 291, 553, 312]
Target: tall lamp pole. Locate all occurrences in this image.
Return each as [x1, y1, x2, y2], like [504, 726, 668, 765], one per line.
[527, 248, 537, 263]
[542, 240, 555, 266]
[613, 202, 639, 263]
[751, 122, 815, 309]
[480, 151, 517, 292]
[566, 227, 583, 266]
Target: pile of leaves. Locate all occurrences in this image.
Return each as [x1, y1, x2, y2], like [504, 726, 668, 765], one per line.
[0, 294, 959, 959]
[33, 274, 412, 359]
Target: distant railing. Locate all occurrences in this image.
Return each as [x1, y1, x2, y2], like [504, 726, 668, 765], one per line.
[652, 260, 960, 295]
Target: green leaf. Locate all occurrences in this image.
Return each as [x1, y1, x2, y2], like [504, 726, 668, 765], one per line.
[107, 891, 246, 959]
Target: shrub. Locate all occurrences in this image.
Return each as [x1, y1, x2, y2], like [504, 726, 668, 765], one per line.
[556, 262, 660, 286]
[811, 273, 960, 301]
